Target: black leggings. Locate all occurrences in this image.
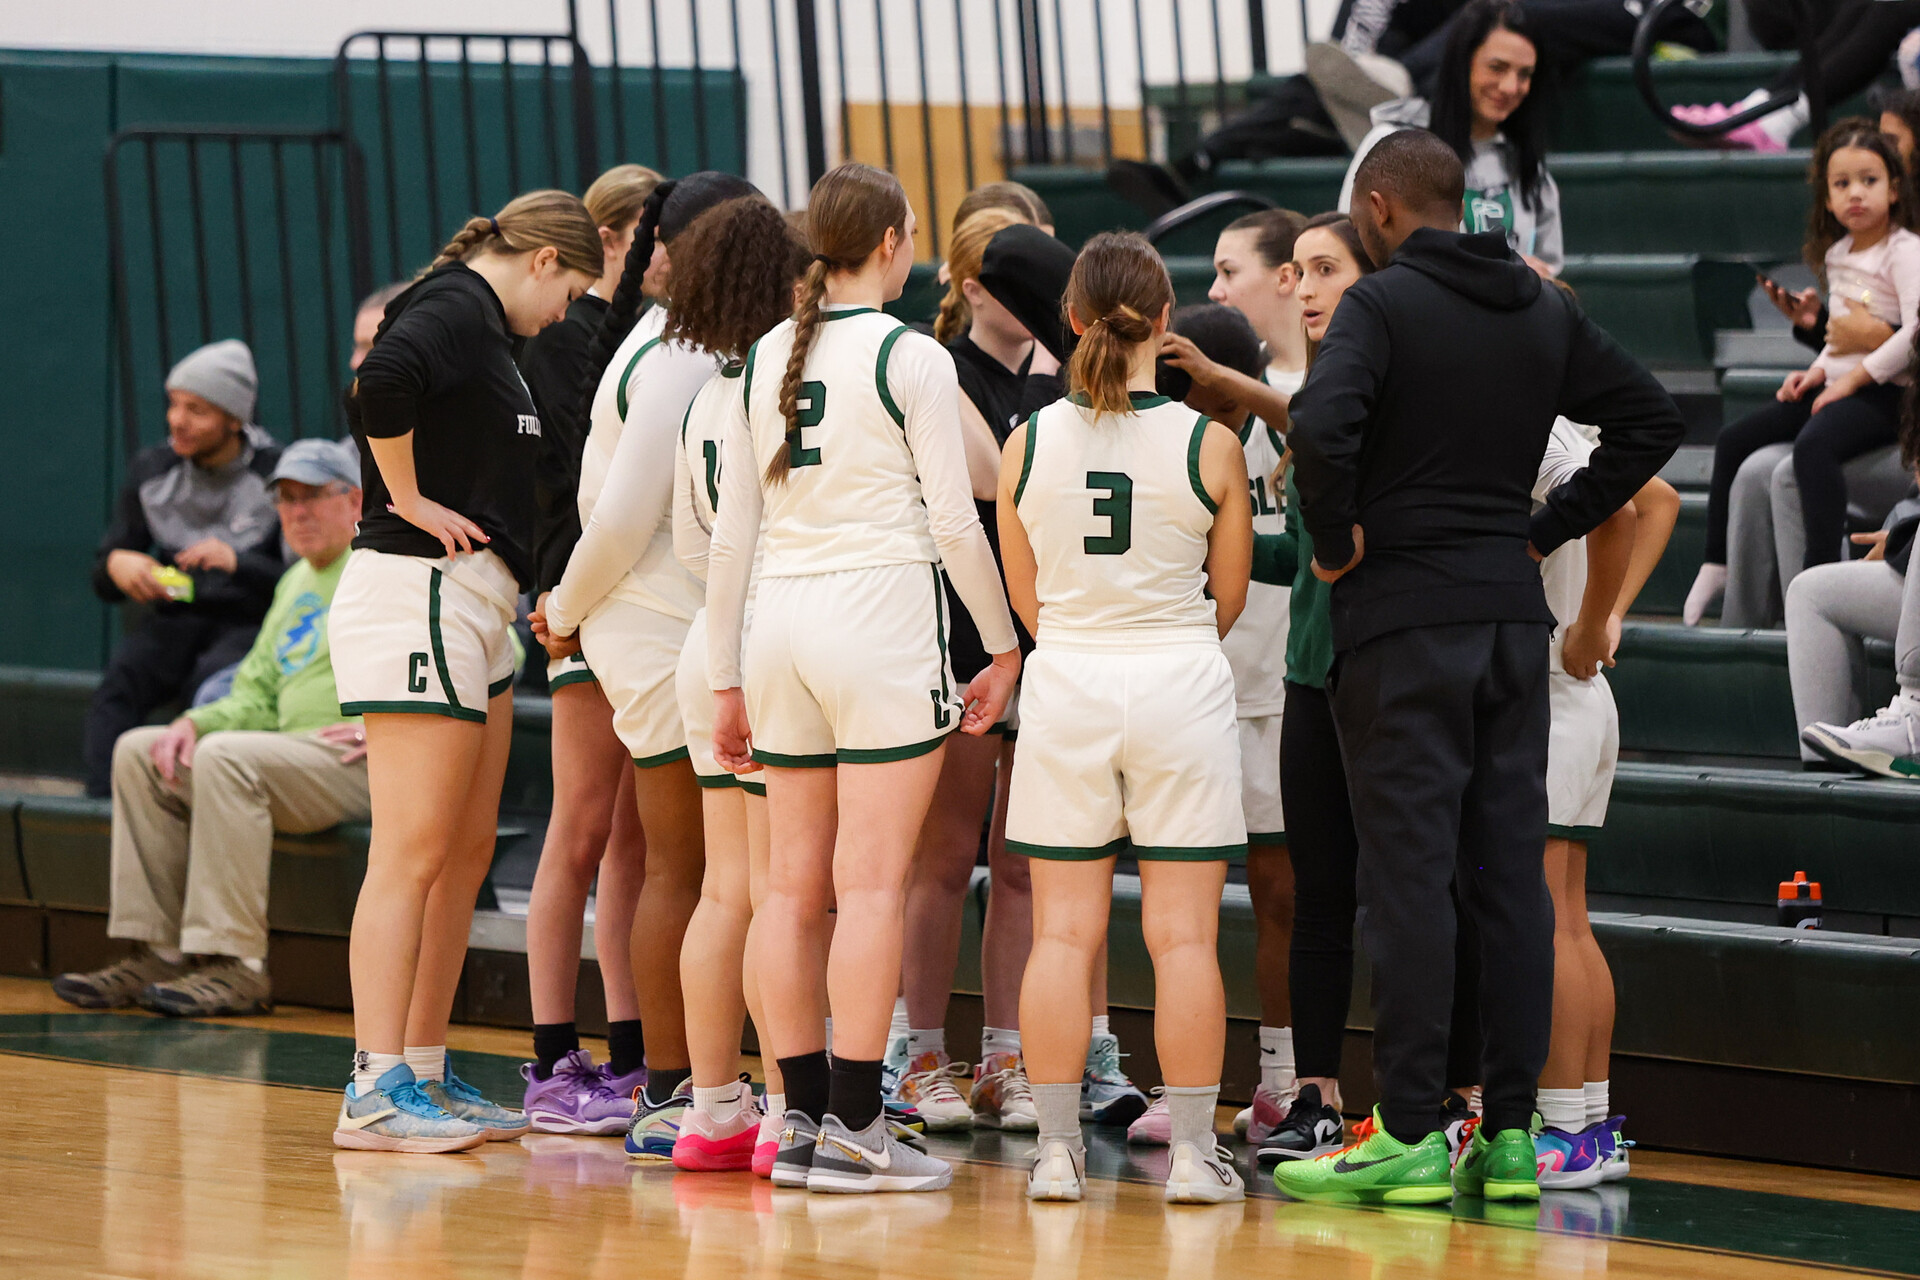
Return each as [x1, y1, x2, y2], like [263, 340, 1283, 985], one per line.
[1703, 380, 1903, 568]
[1749, 0, 1920, 105]
[1281, 680, 1361, 1081]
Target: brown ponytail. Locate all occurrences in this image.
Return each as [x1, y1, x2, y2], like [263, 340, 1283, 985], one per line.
[766, 163, 910, 486]
[934, 207, 1026, 344]
[1063, 231, 1173, 418]
[427, 188, 601, 278]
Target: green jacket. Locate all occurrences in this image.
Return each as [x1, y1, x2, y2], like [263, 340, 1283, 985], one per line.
[185, 553, 356, 736]
[1250, 468, 1334, 690]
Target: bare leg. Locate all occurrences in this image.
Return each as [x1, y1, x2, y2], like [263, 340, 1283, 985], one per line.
[1567, 841, 1615, 1086]
[593, 764, 647, 1022]
[740, 793, 781, 1095]
[1020, 857, 1115, 1085]
[1539, 837, 1590, 1092]
[754, 767, 839, 1060]
[1246, 848, 1295, 1027]
[1138, 859, 1228, 1087]
[628, 758, 706, 1072]
[979, 740, 1032, 1030]
[681, 787, 752, 1088]
[899, 732, 999, 1034]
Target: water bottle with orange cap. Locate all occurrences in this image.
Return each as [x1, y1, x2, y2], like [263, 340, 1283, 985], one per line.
[1776, 872, 1822, 929]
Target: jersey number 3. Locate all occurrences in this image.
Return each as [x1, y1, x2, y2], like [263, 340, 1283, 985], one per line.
[788, 381, 826, 469]
[1085, 470, 1133, 556]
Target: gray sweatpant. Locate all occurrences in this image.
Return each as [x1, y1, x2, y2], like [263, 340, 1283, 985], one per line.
[1784, 559, 1920, 759]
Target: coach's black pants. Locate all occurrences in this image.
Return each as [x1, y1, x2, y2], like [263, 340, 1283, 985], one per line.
[82, 611, 259, 797]
[1329, 621, 1553, 1140]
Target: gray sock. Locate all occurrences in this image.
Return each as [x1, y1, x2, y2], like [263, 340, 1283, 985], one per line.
[1031, 1081, 1085, 1149]
[1165, 1085, 1220, 1150]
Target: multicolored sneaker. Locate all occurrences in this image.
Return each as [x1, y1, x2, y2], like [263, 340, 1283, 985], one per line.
[1257, 1082, 1345, 1164]
[52, 945, 189, 1009]
[970, 1052, 1038, 1131]
[753, 1106, 783, 1179]
[1027, 1138, 1087, 1202]
[1453, 1123, 1541, 1201]
[1166, 1140, 1246, 1204]
[1535, 1122, 1607, 1190]
[770, 1110, 820, 1188]
[1598, 1115, 1632, 1182]
[1272, 1107, 1452, 1204]
[807, 1113, 953, 1194]
[624, 1080, 692, 1160]
[520, 1050, 636, 1136]
[137, 956, 273, 1016]
[333, 1062, 487, 1154]
[892, 1053, 974, 1131]
[1081, 1032, 1150, 1127]
[421, 1070, 530, 1141]
[1127, 1087, 1172, 1146]
[1231, 1083, 1292, 1143]
[673, 1094, 762, 1172]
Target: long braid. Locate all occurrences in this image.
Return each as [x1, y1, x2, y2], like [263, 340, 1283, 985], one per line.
[766, 260, 830, 487]
[576, 179, 675, 425]
[428, 216, 498, 274]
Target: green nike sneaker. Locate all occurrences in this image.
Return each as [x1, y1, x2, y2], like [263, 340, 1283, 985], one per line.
[1271, 1108, 1453, 1205]
[1452, 1123, 1540, 1201]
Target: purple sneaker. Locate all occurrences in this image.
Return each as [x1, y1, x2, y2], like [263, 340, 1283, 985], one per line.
[521, 1050, 641, 1136]
[1534, 1122, 1607, 1190]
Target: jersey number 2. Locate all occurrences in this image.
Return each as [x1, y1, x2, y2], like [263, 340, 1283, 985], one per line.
[1085, 471, 1133, 555]
[788, 381, 826, 469]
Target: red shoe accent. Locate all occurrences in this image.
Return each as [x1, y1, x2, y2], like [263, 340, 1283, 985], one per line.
[752, 1139, 777, 1179]
[671, 1127, 757, 1172]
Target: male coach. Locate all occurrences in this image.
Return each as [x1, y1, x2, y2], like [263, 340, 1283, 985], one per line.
[1276, 128, 1683, 1204]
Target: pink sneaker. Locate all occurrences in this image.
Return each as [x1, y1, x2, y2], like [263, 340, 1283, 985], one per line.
[1232, 1083, 1293, 1143]
[672, 1099, 762, 1172]
[1724, 119, 1787, 153]
[752, 1107, 781, 1179]
[1127, 1088, 1172, 1146]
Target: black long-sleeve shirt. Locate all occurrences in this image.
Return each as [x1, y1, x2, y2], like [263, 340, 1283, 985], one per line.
[347, 263, 544, 590]
[517, 292, 610, 596]
[1289, 228, 1684, 651]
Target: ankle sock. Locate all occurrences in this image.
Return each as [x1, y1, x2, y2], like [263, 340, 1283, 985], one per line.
[906, 1027, 946, 1060]
[763, 1090, 785, 1119]
[403, 1045, 446, 1083]
[1090, 1014, 1111, 1039]
[693, 1079, 745, 1123]
[532, 1022, 580, 1080]
[1164, 1084, 1220, 1150]
[1536, 1087, 1586, 1130]
[827, 1056, 884, 1132]
[982, 1026, 1021, 1062]
[888, 997, 910, 1043]
[352, 1050, 405, 1095]
[1258, 1025, 1296, 1095]
[646, 1065, 691, 1101]
[607, 1019, 646, 1078]
[777, 1051, 830, 1121]
[1031, 1081, 1085, 1150]
[1584, 1080, 1610, 1128]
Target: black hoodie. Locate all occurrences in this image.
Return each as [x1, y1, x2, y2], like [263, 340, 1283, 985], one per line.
[1289, 227, 1683, 652]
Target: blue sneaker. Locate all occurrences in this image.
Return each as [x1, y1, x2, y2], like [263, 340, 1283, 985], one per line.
[333, 1062, 486, 1153]
[423, 1069, 530, 1141]
[1598, 1115, 1632, 1182]
[1080, 1032, 1149, 1127]
[1534, 1123, 1606, 1190]
[625, 1081, 692, 1159]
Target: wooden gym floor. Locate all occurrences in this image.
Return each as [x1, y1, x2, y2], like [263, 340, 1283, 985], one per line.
[1, 978, 1915, 1279]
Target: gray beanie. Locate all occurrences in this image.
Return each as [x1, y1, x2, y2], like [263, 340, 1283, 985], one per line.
[165, 339, 258, 424]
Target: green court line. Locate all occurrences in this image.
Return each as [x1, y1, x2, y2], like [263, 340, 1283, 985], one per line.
[4, 1012, 1918, 1276]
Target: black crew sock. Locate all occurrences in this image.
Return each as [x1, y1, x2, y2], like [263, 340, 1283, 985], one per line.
[531, 1022, 580, 1080]
[778, 1051, 831, 1122]
[827, 1056, 885, 1133]
[606, 1019, 646, 1079]
[646, 1065, 691, 1102]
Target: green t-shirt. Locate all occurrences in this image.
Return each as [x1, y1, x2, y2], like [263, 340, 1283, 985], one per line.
[1249, 468, 1334, 690]
[185, 552, 355, 736]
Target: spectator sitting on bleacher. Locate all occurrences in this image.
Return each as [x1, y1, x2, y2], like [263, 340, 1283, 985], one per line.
[351, 283, 409, 372]
[84, 340, 284, 797]
[53, 439, 369, 1017]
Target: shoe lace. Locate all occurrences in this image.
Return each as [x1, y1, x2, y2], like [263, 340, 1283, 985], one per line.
[388, 1078, 457, 1120]
[439, 1072, 494, 1107]
[1453, 1116, 1482, 1157]
[998, 1063, 1035, 1105]
[905, 1061, 971, 1105]
[1086, 1036, 1130, 1083]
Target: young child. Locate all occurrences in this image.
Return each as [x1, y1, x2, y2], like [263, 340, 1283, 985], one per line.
[1689, 120, 1920, 624]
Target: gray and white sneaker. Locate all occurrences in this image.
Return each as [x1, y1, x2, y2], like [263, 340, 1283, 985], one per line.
[807, 1113, 953, 1194]
[1802, 697, 1920, 780]
[1165, 1140, 1246, 1204]
[1027, 1138, 1087, 1202]
[138, 956, 273, 1017]
[52, 945, 190, 1009]
[770, 1110, 820, 1188]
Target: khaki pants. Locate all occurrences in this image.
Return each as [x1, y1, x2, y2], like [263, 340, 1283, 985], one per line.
[109, 727, 372, 960]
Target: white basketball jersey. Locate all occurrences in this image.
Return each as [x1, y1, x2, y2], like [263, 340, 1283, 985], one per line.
[1533, 417, 1596, 663]
[1013, 393, 1220, 646]
[1221, 414, 1291, 716]
[743, 307, 944, 577]
[676, 363, 763, 601]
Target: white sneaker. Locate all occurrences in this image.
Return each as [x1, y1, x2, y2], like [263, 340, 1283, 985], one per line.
[1802, 697, 1920, 780]
[971, 1052, 1039, 1131]
[1027, 1138, 1087, 1202]
[892, 1053, 975, 1131]
[1683, 563, 1726, 627]
[1230, 1082, 1292, 1142]
[807, 1113, 953, 1194]
[1165, 1140, 1245, 1204]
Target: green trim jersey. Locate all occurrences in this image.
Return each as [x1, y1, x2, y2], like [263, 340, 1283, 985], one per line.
[672, 362, 762, 599]
[1221, 406, 1291, 716]
[1014, 392, 1221, 647]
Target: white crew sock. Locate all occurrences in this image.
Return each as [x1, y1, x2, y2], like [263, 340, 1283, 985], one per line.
[1584, 1080, 1610, 1128]
[1032, 1081, 1086, 1151]
[151, 944, 185, 965]
[1165, 1085, 1221, 1150]
[889, 997, 910, 1041]
[982, 1026, 1021, 1063]
[404, 1045, 447, 1083]
[1258, 1026, 1296, 1096]
[1735, 88, 1810, 148]
[1090, 1014, 1112, 1039]
[1683, 563, 1727, 627]
[694, 1079, 745, 1122]
[1537, 1087, 1586, 1131]
[906, 1027, 946, 1061]
[1896, 689, 1920, 716]
[351, 1050, 406, 1096]
[764, 1090, 786, 1118]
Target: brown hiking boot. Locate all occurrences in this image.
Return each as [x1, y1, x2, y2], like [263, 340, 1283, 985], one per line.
[137, 956, 274, 1017]
[51, 945, 190, 1009]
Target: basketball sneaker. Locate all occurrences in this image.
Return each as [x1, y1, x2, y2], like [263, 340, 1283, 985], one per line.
[892, 1053, 974, 1131]
[520, 1050, 635, 1136]
[421, 1070, 530, 1141]
[673, 1094, 763, 1172]
[770, 1110, 821, 1188]
[1453, 1123, 1541, 1201]
[1256, 1083, 1345, 1164]
[1166, 1140, 1247, 1204]
[753, 1106, 783, 1178]
[137, 956, 273, 1016]
[1027, 1138, 1087, 1202]
[333, 1062, 487, 1154]
[1801, 696, 1920, 779]
[1535, 1122, 1607, 1190]
[1272, 1107, 1452, 1204]
[1231, 1083, 1292, 1143]
[52, 945, 188, 1009]
[1599, 1116, 1632, 1182]
[1081, 1032, 1150, 1127]
[625, 1079, 692, 1160]
[1127, 1088, 1172, 1146]
[971, 1052, 1039, 1130]
[808, 1113, 953, 1194]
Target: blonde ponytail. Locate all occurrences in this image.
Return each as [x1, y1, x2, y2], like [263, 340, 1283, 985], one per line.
[934, 207, 1025, 345]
